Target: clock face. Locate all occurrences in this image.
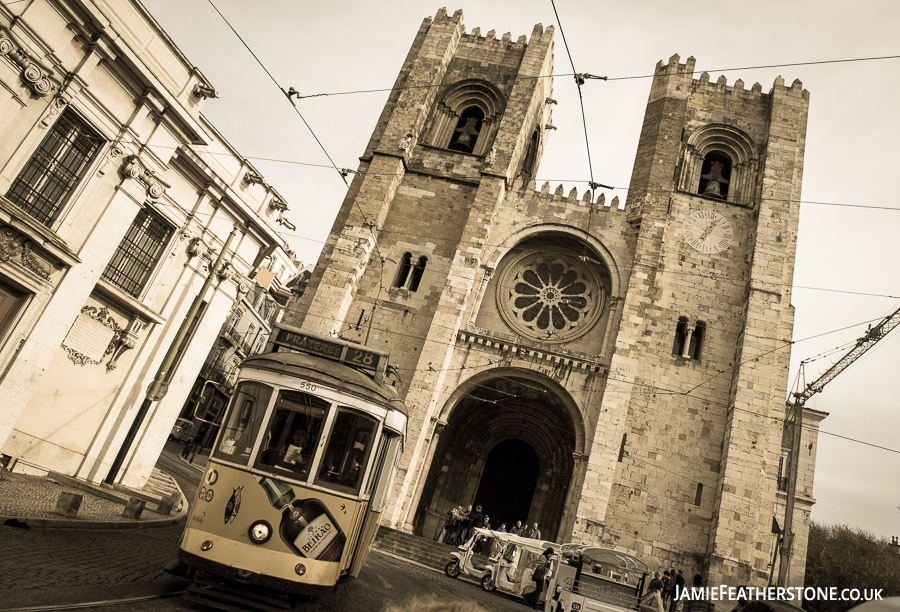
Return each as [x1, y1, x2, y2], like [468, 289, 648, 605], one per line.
[683, 210, 734, 254]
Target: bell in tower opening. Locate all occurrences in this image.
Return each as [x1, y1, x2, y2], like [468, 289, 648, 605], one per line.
[449, 107, 483, 153]
[699, 151, 731, 199]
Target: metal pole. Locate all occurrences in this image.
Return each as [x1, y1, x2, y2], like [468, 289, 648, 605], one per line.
[777, 398, 803, 586]
[105, 224, 242, 484]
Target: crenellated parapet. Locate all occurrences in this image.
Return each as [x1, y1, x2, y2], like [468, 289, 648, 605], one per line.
[509, 178, 624, 213]
[652, 53, 809, 102]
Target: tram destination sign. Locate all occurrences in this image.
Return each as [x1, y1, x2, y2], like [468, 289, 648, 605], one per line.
[273, 327, 386, 375]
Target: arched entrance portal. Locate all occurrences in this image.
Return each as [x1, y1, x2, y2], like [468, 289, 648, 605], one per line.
[474, 439, 540, 530]
[415, 371, 581, 543]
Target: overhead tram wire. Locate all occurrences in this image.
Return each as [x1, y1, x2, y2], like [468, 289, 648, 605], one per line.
[293, 305, 900, 457]
[204, 0, 388, 335]
[285, 54, 900, 100]
[203, 3, 899, 456]
[548, 0, 614, 265]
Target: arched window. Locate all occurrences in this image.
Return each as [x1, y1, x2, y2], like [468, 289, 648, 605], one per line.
[519, 129, 540, 179]
[673, 317, 705, 361]
[408, 256, 427, 291]
[698, 152, 732, 200]
[672, 317, 689, 356]
[427, 79, 505, 156]
[394, 252, 412, 288]
[677, 125, 758, 206]
[449, 107, 484, 153]
[393, 253, 427, 292]
[687, 321, 705, 360]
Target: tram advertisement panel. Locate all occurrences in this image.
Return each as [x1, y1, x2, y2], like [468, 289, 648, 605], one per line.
[189, 463, 365, 564]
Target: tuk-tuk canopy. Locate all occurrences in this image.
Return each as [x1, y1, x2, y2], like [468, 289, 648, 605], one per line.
[568, 545, 650, 574]
[470, 528, 561, 553]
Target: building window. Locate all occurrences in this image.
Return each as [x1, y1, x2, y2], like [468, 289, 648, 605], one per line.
[698, 152, 732, 199]
[393, 253, 427, 291]
[672, 317, 705, 360]
[672, 317, 689, 357]
[426, 79, 505, 156]
[694, 482, 703, 506]
[676, 124, 758, 206]
[101, 207, 173, 297]
[6, 109, 103, 226]
[448, 107, 484, 153]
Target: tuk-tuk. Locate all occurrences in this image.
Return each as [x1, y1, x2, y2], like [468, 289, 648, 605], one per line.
[544, 544, 664, 612]
[444, 527, 496, 581]
[476, 530, 563, 606]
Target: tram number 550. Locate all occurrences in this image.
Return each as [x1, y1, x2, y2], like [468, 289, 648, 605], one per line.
[298, 381, 317, 392]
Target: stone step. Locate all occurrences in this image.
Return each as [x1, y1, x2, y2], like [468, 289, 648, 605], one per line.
[373, 527, 495, 572]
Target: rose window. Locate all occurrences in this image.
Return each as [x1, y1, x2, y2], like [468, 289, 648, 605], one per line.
[497, 252, 605, 343]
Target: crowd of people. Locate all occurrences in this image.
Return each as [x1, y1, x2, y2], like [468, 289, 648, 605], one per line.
[436, 504, 543, 548]
[648, 568, 687, 611]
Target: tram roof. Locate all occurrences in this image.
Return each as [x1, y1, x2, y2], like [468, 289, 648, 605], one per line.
[240, 351, 408, 417]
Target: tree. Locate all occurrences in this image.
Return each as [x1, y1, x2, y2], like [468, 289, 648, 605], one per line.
[804, 521, 900, 612]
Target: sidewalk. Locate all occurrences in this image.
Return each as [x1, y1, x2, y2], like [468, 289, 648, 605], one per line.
[0, 450, 193, 529]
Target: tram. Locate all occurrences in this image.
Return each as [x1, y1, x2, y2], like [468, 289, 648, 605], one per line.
[175, 323, 407, 605]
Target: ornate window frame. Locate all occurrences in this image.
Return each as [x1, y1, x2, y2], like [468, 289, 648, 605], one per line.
[495, 250, 605, 344]
[427, 79, 505, 156]
[677, 125, 759, 206]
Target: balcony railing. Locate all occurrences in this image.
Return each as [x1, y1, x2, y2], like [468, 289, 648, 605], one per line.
[200, 363, 236, 390]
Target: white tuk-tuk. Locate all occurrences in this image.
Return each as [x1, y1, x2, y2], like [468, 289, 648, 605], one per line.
[544, 544, 664, 612]
[477, 530, 562, 605]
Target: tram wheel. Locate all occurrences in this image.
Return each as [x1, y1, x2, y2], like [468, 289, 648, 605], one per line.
[444, 559, 460, 578]
[480, 572, 496, 592]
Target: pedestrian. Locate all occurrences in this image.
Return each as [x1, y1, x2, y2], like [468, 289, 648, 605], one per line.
[662, 569, 672, 609]
[468, 505, 484, 543]
[510, 520, 524, 536]
[683, 574, 715, 612]
[649, 571, 664, 592]
[454, 504, 472, 545]
[443, 506, 462, 545]
[524, 522, 541, 539]
[526, 547, 554, 609]
[671, 569, 685, 612]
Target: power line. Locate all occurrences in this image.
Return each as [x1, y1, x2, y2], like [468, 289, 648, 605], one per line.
[283, 55, 900, 101]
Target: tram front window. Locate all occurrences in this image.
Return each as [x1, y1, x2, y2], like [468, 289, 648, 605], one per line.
[214, 382, 274, 465]
[315, 409, 377, 494]
[256, 390, 329, 480]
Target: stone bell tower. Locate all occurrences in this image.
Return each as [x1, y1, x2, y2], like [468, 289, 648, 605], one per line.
[284, 8, 558, 523]
[570, 54, 813, 587]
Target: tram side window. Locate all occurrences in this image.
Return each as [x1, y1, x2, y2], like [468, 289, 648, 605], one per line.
[256, 390, 329, 481]
[214, 382, 274, 465]
[315, 409, 377, 495]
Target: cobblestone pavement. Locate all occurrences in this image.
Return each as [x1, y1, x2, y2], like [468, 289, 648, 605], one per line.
[0, 471, 172, 522]
[67, 551, 533, 612]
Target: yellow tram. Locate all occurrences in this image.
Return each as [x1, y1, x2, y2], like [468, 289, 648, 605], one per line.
[175, 324, 407, 606]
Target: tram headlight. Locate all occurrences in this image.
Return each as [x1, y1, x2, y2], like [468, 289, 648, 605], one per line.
[295, 563, 307, 576]
[200, 540, 214, 551]
[248, 520, 273, 544]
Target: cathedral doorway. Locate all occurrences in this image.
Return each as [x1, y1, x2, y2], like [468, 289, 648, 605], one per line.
[414, 370, 583, 543]
[473, 439, 540, 531]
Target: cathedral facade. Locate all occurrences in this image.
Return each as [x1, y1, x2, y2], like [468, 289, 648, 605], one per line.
[284, 8, 822, 587]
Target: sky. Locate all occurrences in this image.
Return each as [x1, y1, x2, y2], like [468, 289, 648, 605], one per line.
[140, 0, 900, 541]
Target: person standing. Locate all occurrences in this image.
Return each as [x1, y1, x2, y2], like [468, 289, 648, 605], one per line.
[526, 548, 554, 609]
[510, 520, 524, 536]
[671, 569, 686, 612]
[468, 505, 484, 543]
[683, 574, 714, 612]
[525, 522, 541, 539]
[662, 570, 672, 610]
[455, 504, 472, 545]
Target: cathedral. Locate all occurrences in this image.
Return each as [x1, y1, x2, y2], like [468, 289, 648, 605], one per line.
[283, 8, 823, 588]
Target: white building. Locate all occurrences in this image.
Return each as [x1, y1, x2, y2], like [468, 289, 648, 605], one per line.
[0, 0, 296, 488]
